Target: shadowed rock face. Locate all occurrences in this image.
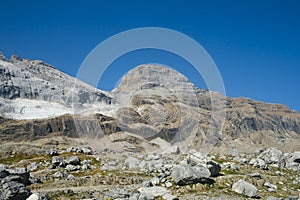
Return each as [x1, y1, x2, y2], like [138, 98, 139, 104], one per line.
[0, 55, 300, 152]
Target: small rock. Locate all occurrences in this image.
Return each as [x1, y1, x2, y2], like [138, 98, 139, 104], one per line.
[52, 171, 68, 179]
[27, 162, 38, 172]
[162, 193, 178, 200]
[264, 182, 277, 192]
[150, 177, 160, 185]
[248, 172, 262, 179]
[266, 196, 283, 200]
[67, 174, 75, 180]
[29, 174, 42, 184]
[66, 164, 80, 171]
[232, 179, 258, 198]
[138, 186, 169, 198]
[46, 149, 58, 156]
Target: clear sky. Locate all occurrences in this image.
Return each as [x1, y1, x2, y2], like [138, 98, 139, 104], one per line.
[0, 0, 299, 112]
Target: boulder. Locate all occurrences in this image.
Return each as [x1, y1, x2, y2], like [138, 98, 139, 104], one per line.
[171, 164, 211, 185]
[65, 165, 80, 171]
[258, 148, 283, 165]
[52, 171, 68, 179]
[124, 156, 140, 170]
[46, 149, 58, 156]
[7, 168, 30, 185]
[52, 156, 65, 167]
[82, 147, 94, 155]
[1, 175, 31, 200]
[249, 158, 268, 170]
[232, 179, 258, 198]
[26, 193, 50, 200]
[138, 186, 171, 199]
[65, 156, 80, 165]
[187, 150, 221, 176]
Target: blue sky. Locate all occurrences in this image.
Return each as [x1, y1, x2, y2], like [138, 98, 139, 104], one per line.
[0, 0, 299, 112]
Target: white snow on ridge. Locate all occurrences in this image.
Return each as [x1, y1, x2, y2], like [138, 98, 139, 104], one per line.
[0, 98, 119, 120]
[1, 99, 74, 120]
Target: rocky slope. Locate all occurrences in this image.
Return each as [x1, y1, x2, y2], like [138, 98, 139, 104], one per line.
[0, 53, 114, 119]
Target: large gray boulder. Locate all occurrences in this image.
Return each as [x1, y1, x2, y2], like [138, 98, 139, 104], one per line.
[258, 148, 283, 165]
[65, 156, 80, 165]
[285, 154, 300, 171]
[171, 164, 211, 185]
[187, 150, 221, 176]
[232, 179, 258, 198]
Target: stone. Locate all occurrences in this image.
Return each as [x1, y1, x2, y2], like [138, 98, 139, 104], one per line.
[1, 175, 31, 200]
[249, 158, 268, 170]
[171, 164, 211, 186]
[285, 152, 300, 171]
[266, 197, 283, 200]
[7, 168, 30, 185]
[29, 174, 42, 184]
[67, 174, 75, 180]
[248, 172, 262, 179]
[264, 182, 277, 191]
[66, 147, 82, 153]
[52, 156, 65, 167]
[162, 193, 179, 200]
[258, 148, 283, 164]
[124, 156, 140, 170]
[26, 193, 50, 200]
[66, 164, 80, 171]
[138, 186, 169, 198]
[187, 150, 221, 177]
[82, 147, 94, 155]
[46, 149, 58, 156]
[27, 162, 38, 172]
[52, 171, 68, 179]
[150, 177, 160, 185]
[65, 156, 80, 165]
[232, 179, 258, 198]
[161, 146, 180, 155]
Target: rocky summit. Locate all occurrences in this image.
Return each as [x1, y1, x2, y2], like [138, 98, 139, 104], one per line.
[0, 53, 300, 199]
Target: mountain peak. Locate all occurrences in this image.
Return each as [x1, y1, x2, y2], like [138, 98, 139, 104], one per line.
[113, 64, 197, 94]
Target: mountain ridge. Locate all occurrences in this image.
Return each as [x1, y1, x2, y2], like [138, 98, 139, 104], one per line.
[0, 52, 300, 153]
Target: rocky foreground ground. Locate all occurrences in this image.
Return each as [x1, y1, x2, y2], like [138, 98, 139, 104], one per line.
[0, 138, 300, 200]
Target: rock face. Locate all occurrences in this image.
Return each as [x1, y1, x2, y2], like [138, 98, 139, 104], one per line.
[232, 179, 258, 198]
[0, 55, 112, 105]
[0, 55, 113, 120]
